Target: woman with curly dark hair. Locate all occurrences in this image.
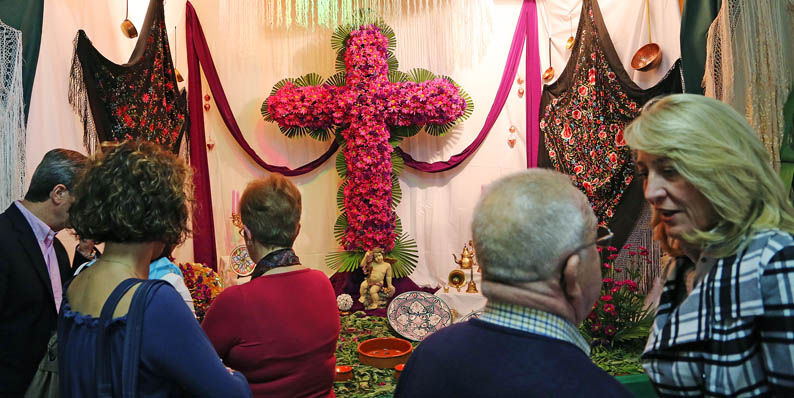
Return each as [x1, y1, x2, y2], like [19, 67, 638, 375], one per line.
[59, 141, 251, 397]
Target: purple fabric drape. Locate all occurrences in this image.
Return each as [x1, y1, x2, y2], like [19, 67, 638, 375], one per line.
[399, 0, 540, 172]
[186, 2, 217, 269]
[525, 2, 541, 168]
[185, 2, 340, 268]
[185, 3, 338, 176]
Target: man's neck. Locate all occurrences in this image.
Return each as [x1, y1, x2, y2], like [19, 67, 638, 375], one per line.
[481, 280, 577, 325]
[19, 199, 58, 232]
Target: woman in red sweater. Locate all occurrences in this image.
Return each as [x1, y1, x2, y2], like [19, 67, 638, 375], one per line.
[202, 175, 340, 398]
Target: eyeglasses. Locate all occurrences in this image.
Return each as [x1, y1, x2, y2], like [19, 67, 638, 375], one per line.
[568, 225, 614, 254]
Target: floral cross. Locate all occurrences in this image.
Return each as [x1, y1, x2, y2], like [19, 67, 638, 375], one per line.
[264, 24, 468, 255]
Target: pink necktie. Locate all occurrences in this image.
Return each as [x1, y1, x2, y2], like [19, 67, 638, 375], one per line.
[43, 233, 62, 312]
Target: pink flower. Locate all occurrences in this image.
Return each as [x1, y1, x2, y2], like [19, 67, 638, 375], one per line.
[605, 325, 616, 336]
[623, 244, 632, 249]
[600, 295, 612, 302]
[603, 304, 615, 313]
[591, 323, 602, 332]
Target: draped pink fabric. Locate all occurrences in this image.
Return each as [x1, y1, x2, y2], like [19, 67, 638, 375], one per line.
[185, 2, 338, 268]
[399, 0, 541, 172]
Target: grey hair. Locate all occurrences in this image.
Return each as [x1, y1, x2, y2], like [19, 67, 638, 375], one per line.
[25, 149, 87, 202]
[472, 169, 597, 283]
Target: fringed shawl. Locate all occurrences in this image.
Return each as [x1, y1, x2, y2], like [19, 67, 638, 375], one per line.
[0, 19, 25, 208]
[69, 0, 187, 154]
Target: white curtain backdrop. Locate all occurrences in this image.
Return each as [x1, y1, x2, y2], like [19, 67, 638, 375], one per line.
[26, 0, 680, 288]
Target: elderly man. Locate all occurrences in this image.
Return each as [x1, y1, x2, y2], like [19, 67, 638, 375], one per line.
[395, 169, 631, 397]
[0, 148, 86, 396]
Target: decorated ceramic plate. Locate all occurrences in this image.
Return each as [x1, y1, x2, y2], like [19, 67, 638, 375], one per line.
[229, 245, 255, 276]
[386, 291, 453, 341]
[459, 308, 484, 323]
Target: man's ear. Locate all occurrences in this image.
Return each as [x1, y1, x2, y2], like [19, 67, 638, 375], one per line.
[562, 253, 583, 300]
[50, 184, 69, 205]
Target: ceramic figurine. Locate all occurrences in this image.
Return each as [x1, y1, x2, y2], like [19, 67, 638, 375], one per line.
[359, 248, 396, 310]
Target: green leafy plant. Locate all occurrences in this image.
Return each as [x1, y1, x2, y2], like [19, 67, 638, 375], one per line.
[334, 313, 418, 398]
[580, 244, 654, 347]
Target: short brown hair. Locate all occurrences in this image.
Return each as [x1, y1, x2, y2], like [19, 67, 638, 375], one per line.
[240, 175, 301, 247]
[69, 141, 192, 245]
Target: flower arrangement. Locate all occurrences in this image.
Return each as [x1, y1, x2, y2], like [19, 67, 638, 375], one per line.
[262, 20, 472, 278]
[178, 262, 224, 322]
[581, 244, 654, 347]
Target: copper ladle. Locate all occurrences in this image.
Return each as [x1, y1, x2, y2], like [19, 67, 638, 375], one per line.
[120, 0, 138, 38]
[631, 0, 662, 71]
[565, 16, 574, 50]
[173, 26, 184, 82]
[542, 38, 555, 81]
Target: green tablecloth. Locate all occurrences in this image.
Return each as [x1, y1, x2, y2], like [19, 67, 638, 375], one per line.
[616, 374, 657, 398]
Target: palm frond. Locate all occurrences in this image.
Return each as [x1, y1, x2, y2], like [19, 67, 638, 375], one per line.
[336, 179, 348, 212]
[331, 24, 354, 52]
[407, 68, 436, 83]
[325, 71, 347, 87]
[391, 150, 404, 176]
[308, 128, 334, 141]
[391, 173, 402, 209]
[388, 70, 409, 83]
[261, 100, 272, 121]
[386, 54, 399, 73]
[270, 78, 294, 97]
[442, 76, 474, 121]
[325, 250, 365, 274]
[374, 21, 397, 55]
[333, 213, 348, 246]
[279, 125, 310, 139]
[295, 73, 325, 87]
[336, 149, 347, 179]
[335, 50, 347, 74]
[394, 214, 403, 235]
[391, 125, 421, 138]
[423, 121, 457, 136]
[389, 233, 419, 278]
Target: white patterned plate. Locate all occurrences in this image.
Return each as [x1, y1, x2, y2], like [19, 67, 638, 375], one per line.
[229, 245, 255, 276]
[387, 291, 453, 341]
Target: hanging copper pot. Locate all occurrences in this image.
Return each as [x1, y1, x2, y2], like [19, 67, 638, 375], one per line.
[631, 0, 662, 71]
[121, 19, 138, 38]
[120, 0, 137, 38]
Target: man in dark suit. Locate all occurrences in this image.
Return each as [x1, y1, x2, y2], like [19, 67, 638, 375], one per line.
[0, 148, 86, 397]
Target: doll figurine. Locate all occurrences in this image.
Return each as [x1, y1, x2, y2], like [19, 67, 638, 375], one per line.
[358, 248, 395, 310]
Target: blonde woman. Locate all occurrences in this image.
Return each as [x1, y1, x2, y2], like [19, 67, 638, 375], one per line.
[626, 94, 794, 397]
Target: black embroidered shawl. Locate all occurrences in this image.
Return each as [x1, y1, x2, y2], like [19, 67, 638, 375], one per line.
[69, 0, 187, 154]
[536, 0, 683, 248]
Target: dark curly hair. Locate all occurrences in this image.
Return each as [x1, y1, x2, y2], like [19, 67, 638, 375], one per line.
[69, 141, 192, 245]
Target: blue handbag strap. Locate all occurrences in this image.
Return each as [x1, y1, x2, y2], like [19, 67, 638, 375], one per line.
[96, 278, 141, 398]
[121, 279, 166, 397]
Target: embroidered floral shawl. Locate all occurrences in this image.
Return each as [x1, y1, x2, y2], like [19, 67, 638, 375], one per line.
[537, 0, 682, 247]
[68, 0, 186, 154]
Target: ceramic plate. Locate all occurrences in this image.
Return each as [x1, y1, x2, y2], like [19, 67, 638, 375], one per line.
[387, 291, 453, 341]
[459, 308, 484, 323]
[229, 245, 255, 276]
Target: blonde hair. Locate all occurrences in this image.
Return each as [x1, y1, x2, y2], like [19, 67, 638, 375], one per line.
[625, 94, 794, 257]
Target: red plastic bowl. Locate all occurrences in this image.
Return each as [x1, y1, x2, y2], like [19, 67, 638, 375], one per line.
[357, 337, 413, 369]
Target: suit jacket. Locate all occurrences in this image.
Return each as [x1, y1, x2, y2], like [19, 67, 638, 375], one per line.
[0, 203, 72, 396]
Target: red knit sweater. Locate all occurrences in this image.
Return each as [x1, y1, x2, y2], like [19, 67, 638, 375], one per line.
[202, 269, 340, 398]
